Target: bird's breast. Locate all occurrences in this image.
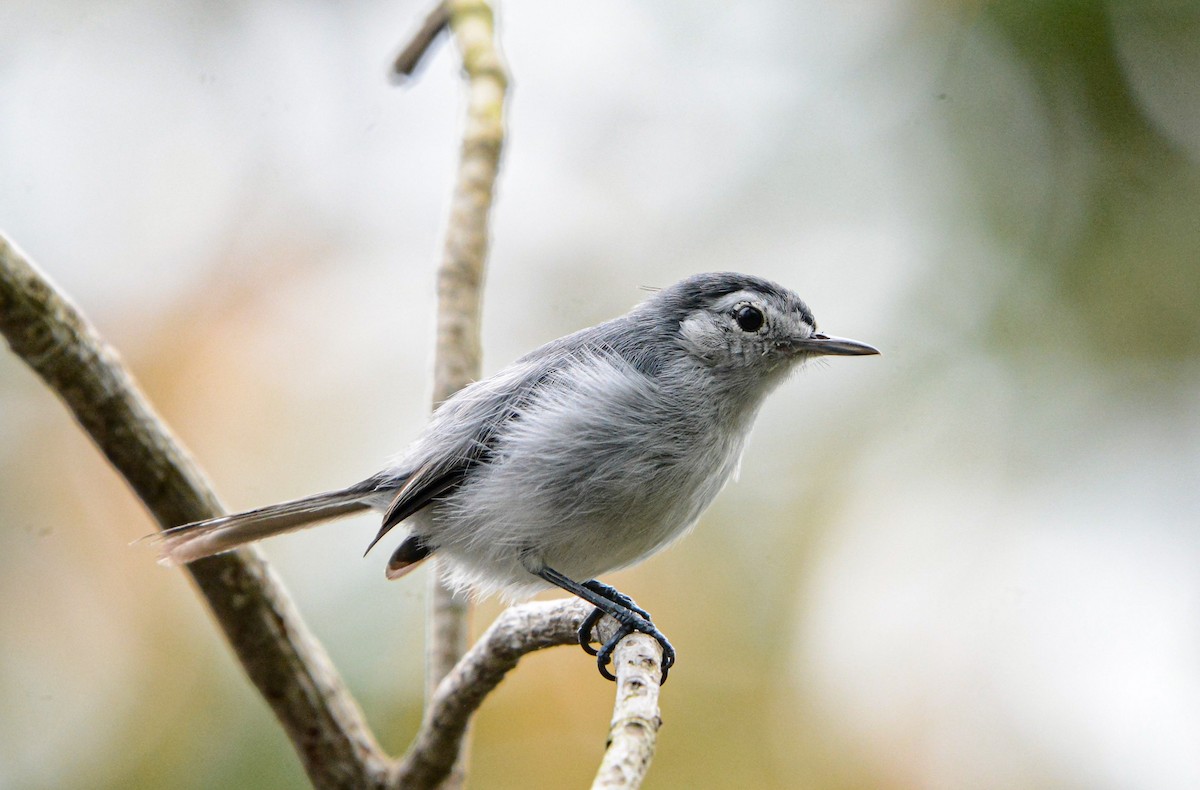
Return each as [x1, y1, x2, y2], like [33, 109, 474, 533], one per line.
[425, 354, 762, 586]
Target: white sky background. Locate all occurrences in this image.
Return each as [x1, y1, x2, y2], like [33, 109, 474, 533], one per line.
[1, 1, 1198, 788]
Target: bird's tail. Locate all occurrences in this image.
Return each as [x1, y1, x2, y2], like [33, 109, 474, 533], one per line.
[149, 485, 377, 566]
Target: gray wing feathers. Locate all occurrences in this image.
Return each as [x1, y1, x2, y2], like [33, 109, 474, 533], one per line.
[156, 322, 653, 567]
[154, 487, 375, 565]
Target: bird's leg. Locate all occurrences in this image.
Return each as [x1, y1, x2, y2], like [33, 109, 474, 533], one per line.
[535, 566, 675, 683]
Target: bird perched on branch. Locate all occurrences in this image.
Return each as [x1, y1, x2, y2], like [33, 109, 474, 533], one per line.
[153, 272, 878, 681]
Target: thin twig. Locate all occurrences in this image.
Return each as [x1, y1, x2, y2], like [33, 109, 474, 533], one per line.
[0, 233, 391, 790]
[420, 1, 509, 787]
[391, 1, 451, 80]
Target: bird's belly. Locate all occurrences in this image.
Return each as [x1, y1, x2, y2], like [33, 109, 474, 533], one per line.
[426, 432, 743, 596]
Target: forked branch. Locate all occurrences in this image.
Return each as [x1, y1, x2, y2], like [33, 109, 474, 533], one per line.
[1, 233, 665, 789]
[1, 1, 664, 786]
[394, 599, 664, 790]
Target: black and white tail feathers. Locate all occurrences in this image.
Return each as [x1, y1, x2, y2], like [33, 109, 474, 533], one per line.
[152, 485, 376, 566]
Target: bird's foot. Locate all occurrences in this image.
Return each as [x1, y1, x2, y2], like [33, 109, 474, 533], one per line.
[577, 580, 675, 683]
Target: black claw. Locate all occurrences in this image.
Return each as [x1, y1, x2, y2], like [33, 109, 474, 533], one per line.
[578, 607, 604, 656]
[594, 623, 632, 681]
[659, 636, 677, 672]
[639, 622, 675, 683]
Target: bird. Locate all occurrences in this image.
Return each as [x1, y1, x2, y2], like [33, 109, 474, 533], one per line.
[152, 272, 879, 681]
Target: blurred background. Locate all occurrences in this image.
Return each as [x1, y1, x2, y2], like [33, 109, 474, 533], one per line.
[2, 1, 1199, 787]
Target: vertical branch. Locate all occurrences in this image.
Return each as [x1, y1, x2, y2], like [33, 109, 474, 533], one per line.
[424, 1, 509, 786]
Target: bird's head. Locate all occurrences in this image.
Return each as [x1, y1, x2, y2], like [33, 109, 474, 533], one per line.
[645, 272, 879, 376]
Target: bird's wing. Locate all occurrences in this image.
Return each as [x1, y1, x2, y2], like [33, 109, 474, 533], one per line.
[364, 459, 470, 554]
[362, 355, 564, 555]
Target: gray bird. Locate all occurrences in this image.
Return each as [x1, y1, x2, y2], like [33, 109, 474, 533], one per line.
[155, 272, 879, 680]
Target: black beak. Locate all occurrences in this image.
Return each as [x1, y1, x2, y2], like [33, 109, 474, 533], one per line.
[789, 333, 880, 357]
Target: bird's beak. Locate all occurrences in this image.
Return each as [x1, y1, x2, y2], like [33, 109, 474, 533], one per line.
[789, 333, 880, 357]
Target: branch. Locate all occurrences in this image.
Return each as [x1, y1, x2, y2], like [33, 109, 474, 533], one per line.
[417, 2, 509, 786]
[391, 1, 450, 80]
[392, 4, 665, 785]
[591, 633, 664, 789]
[428, 0, 507, 408]
[394, 600, 665, 790]
[395, 600, 588, 787]
[2, 231, 664, 788]
[6, 1, 664, 784]
[0, 233, 390, 790]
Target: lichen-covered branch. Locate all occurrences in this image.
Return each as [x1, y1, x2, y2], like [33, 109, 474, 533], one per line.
[419, 2, 509, 787]
[0, 233, 390, 790]
[591, 633, 664, 789]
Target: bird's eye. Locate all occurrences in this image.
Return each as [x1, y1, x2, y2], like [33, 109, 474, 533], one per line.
[733, 305, 765, 332]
